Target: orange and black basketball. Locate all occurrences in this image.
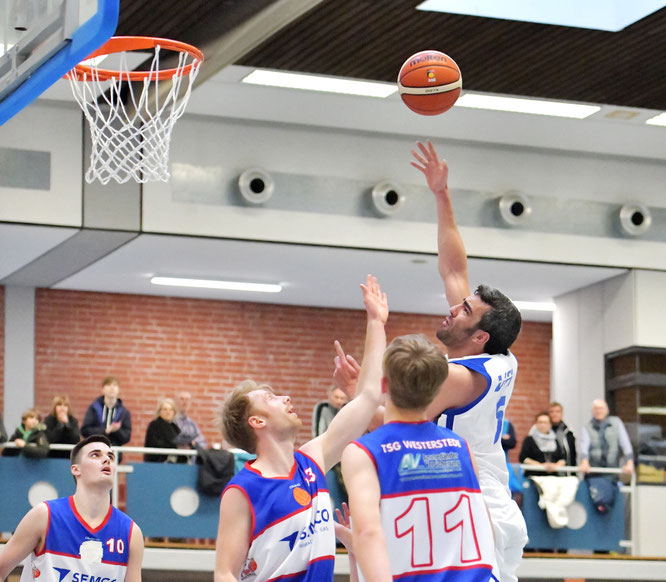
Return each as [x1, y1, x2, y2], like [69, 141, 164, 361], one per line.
[398, 50, 462, 115]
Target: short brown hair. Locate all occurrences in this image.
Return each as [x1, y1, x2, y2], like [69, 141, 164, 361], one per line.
[50, 395, 71, 416]
[383, 335, 448, 410]
[21, 408, 40, 423]
[221, 380, 273, 454]
[102, 376, 119, 387]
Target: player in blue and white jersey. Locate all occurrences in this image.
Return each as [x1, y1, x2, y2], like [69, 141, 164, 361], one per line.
[411, 141, 527, 582]
[343, 334, 498, 582]
[214, 275, 387, 582]
[0, 435, 144, 582]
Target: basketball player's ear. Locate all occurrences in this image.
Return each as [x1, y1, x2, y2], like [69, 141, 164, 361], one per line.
[71, 463, 81, 479]
[472, 329, 490, 347]
[248, 415, 265, 430]
[380, 377, 389, 394]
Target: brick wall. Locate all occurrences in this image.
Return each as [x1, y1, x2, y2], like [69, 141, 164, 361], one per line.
[13, 289, 550, 455]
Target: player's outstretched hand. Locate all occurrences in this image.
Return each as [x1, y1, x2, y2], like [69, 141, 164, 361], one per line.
[411, 140, 449, 197]
[333, 340, 361, 398]
[334, 502, 353, 553]
[361, 274, 388, 324]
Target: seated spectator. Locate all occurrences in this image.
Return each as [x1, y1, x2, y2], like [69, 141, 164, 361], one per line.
[44, 395, 81, 458]
[4, 409, 49, 458]
[519, 412, 566, 475]
[144, 398, 184, 463]
[81, 376, 132, 447]
[173, 391, 207, 457]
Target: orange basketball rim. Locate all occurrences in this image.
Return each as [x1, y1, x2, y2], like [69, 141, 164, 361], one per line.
[70, 36, 204, 82]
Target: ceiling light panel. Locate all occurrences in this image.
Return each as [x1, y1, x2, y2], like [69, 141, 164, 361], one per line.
[242, 70, 398, 98]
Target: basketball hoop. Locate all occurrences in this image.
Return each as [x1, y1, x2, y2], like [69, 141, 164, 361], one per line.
[66, 36, 203, 185]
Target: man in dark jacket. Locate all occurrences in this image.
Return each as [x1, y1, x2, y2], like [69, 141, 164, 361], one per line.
[549, 401, 577, 472]
[81, 376, 132, 446]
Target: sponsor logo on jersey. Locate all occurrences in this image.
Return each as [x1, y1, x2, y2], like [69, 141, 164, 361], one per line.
[398, 452, 462, 478]
[50, 569, 117, 582]
[31, 564, 41, 578]
[292, 486, 311, 506]
[279, 508, 331, 550]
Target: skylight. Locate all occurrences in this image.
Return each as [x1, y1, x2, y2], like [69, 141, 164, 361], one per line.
[416, 0, 666, 32]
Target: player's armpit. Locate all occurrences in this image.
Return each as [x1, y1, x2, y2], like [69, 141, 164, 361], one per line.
[125, 523, 144, 582]
[215, 487, 252, 582]
[425, 362, 487, 420]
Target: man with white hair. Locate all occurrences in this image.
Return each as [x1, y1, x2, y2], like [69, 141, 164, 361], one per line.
[174, 390, 207, 454]
[579, 399, 634, 475]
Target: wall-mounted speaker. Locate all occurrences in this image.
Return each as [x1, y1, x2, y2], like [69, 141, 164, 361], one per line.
[238, 168, 274, 204]
[619, 203, 651, 236]
[371, 181, 404, 216]
[499, 192, 531, 225]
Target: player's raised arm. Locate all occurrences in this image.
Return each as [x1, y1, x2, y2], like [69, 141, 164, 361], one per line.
[301, 275, 386, 473]
[411, 140, 470, 307]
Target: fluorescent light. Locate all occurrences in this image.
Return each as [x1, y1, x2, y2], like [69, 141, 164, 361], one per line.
[456, 93, 600, 119]
[416, 0, 666, 32]
[151, 276, 282, 293]
[242, 69, 398, 98]
[513, 301, 556, 312]
[646, 112, 666, 126]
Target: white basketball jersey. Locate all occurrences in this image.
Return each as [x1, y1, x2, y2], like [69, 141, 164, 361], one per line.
[437, 351, 518, 492]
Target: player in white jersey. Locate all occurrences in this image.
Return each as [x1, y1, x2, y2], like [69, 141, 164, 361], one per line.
[412, 141, 527, 582]
[214, 275, 387, 582]
[0, 435, 144, 582]
[334, 143, 527, 581]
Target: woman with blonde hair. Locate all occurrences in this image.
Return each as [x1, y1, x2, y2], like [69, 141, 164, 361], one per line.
[44, 395, 81, 458]
[144, 397, 183, 463]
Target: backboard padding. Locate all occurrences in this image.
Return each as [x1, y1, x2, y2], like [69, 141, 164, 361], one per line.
[0, 0, 118, 125]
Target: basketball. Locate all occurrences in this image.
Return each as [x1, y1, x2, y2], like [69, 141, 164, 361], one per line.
[397, 50, 462, 116]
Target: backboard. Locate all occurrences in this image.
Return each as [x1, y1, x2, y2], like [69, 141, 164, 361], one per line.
[0, 0, 118, 125]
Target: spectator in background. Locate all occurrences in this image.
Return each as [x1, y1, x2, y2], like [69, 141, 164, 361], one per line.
[519, 412, 566, 475]
[144, 398, 184, 463]
[44, 395, 81, 458]
[174, 391, 207, 458]
[4, 408, 49, 458]
[548, 401, 577, 472]
[579, 399, 634, 476]
[81, 376, 132, 447]
[312, 384, 350, 513]
[0, 413, 7, 443]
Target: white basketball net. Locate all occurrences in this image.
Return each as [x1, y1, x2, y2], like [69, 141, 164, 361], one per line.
[67, 44, 202, 184]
